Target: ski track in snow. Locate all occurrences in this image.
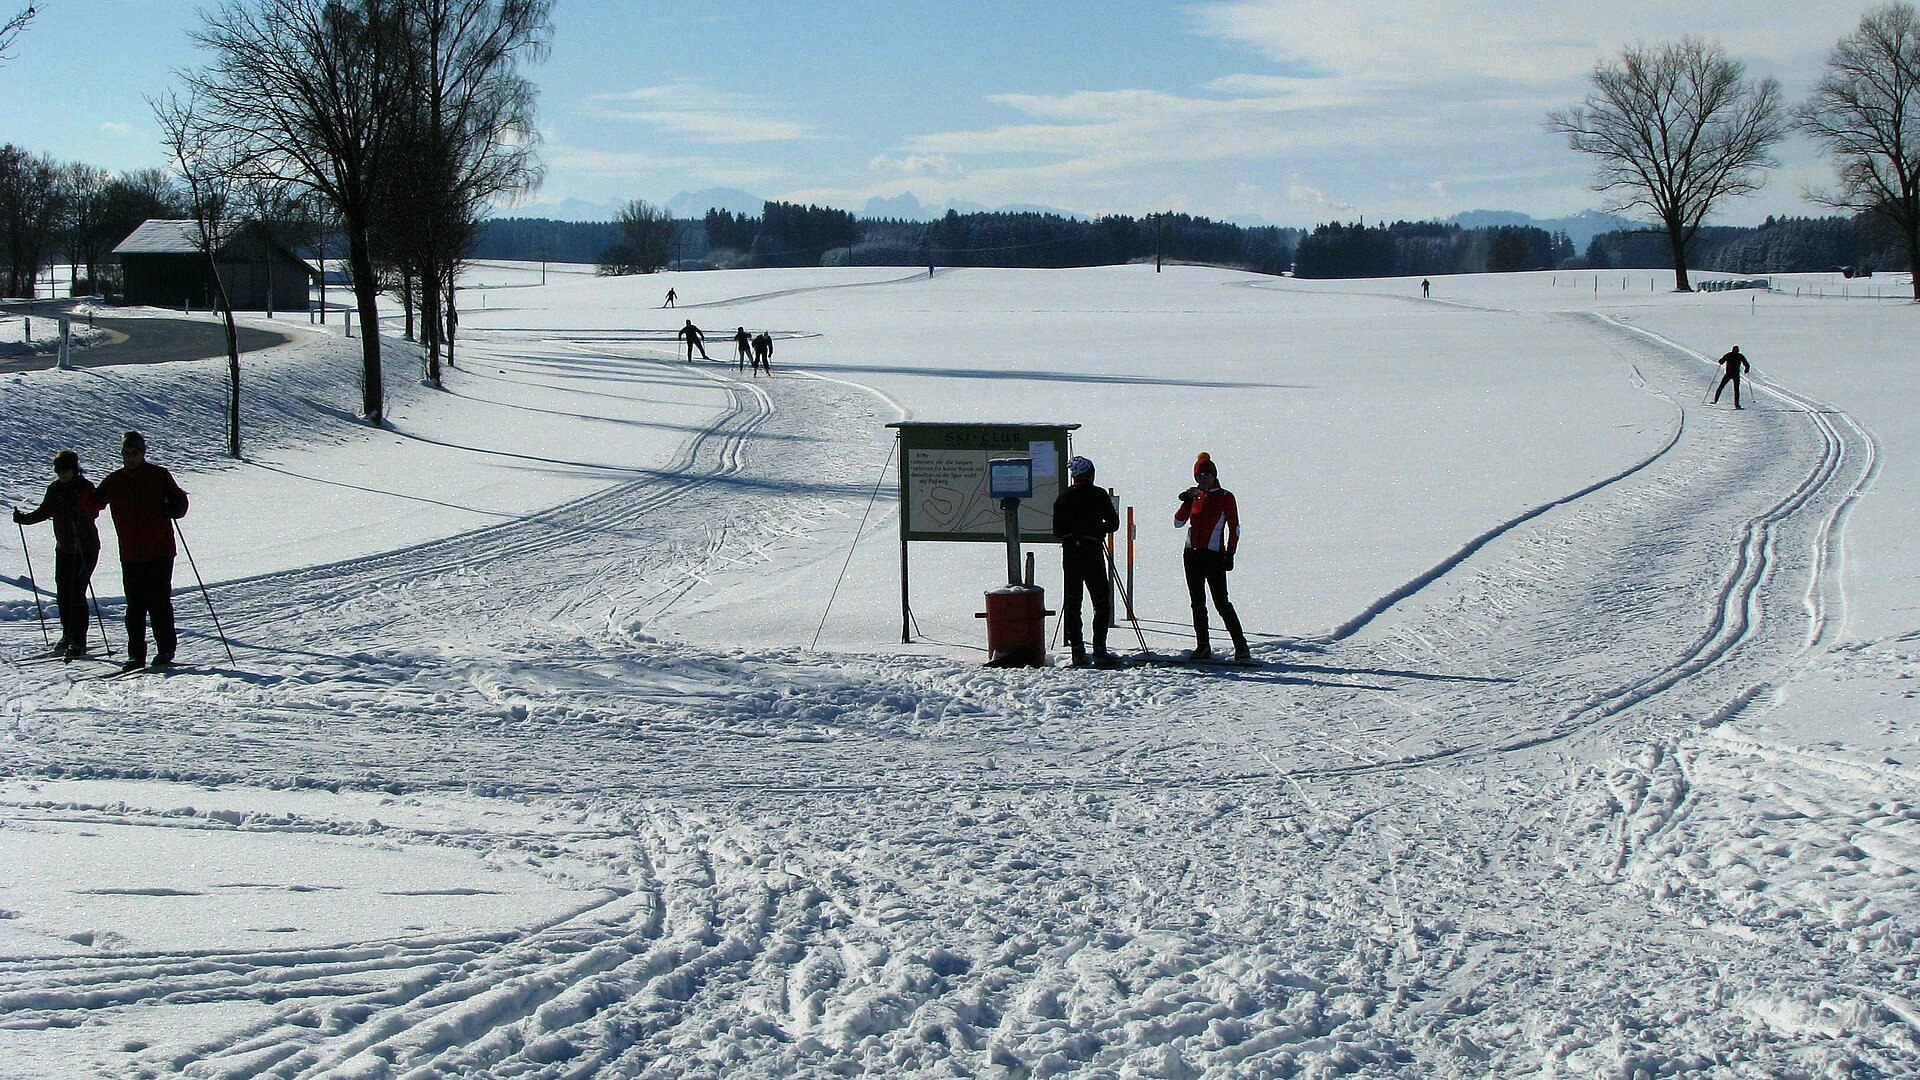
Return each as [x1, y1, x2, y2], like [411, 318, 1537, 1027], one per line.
[3, 281, 1916, 1078]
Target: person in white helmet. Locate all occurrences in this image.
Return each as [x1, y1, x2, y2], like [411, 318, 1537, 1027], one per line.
[1052, 454, 1120, 666]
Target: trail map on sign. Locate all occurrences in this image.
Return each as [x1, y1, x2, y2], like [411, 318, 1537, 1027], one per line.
[891, 424, 1074, 543]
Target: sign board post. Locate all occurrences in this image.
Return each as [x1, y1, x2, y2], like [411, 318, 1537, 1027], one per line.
[886, 422, 1078, 643]
[988, 456, 1034, 585]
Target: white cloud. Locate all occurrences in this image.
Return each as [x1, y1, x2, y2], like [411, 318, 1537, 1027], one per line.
[581, 82, 820, 144]
[1183, 1, 1861, 85]
[869, 153, 960, 178]
[98, 121, 135, 138]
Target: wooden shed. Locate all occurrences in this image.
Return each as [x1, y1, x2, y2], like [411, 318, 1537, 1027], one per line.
[112, 220, 316, 312]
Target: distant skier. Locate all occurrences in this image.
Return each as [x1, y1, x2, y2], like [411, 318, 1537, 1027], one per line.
[1174, 451, 1250, 662]
[752, 331, 773, 375]
[734, 326, 752, 370]
[12, 450, 101, 660]
[663, 288, 677, 308]
[678, 319, 710, 362]
[1711, 345, 1751, 409]
[1421, 279, 1430, 298]
[87, 431, 189, 672]
[1052, 455, 1120, 667]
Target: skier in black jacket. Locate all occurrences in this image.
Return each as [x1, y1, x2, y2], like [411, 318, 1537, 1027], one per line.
[12, 450, 102, 659]
[1712, 345, 1751, 409]
[1052, 455, 1121, 667]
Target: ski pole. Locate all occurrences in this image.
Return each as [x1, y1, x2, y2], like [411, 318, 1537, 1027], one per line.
[1104, 546, 1151, 653]
[173, 520, 235, 665]
[17, 519, 50, 648]
[88, 582, 114, 657]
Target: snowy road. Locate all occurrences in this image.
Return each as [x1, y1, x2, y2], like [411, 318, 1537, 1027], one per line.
[3, 269, 1916, 1077]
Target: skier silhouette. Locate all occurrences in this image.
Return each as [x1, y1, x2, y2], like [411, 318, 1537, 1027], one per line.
[678, 320, 710, 361]
[734, 326, 752, 370]
[663, 288, 677, 308]
[1711, 345, 1751, 409]
[752, 331, 773, 375]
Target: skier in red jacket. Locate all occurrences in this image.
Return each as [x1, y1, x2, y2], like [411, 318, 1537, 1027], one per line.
[1174, 451, 1250, 662]
[88, 431, 189, 671]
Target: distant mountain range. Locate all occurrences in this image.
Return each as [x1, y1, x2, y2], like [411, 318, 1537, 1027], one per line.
[501, 191, 1642, 245]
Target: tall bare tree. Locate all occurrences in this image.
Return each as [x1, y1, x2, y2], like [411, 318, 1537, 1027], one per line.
[153, 91, 246, 458]
[1548, 38, 1787, 291]
[383, 0, 550, 387]
[600, 199, 676, 276]
[184, 0, 408, 422]
[1798, 3, 1920, 300]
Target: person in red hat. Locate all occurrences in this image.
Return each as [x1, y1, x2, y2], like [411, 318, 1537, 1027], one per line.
[1174, 451, 1250, 661]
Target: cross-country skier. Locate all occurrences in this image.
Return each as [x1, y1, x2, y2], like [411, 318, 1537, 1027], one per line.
[1174, 451, 1250, 662]
[663, 288, 677, 308]
[734, 326, 752, 370]
[752, 331, 773, 375]
[1052, 455, 1120, 667]
[86, 431, 189, 672]
[1711, 345, 1751, 409]
[12, 450, 101, 660]
[678, 319, 710, 362]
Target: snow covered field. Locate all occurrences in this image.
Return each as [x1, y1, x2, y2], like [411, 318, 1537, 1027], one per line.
[1, 262, 1915, 1077]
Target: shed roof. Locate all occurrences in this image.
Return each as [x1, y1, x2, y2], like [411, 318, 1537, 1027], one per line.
[112, 219, 205, 255]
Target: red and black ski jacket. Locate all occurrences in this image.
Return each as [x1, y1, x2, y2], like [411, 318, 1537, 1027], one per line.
[88, 462, 188, 564]
[1175, 486, 1239, 553]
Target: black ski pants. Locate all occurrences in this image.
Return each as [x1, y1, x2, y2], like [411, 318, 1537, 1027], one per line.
[1183, 547, 1247, 654]
[121, 556, 177, 662]
[55, 544, 99, 650]
[1712, 371, 1742, 407]
[1061, 540, 1112, 653]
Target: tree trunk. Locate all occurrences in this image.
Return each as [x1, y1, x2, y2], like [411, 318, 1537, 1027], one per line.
[422, 261, 442, 387]
[346, 221, 385, 423]
[444, 283, 458, 372]
[1665, 226, 1692, 292]
[1905, 219, 1920, 302]
[203, 250, 243, 458]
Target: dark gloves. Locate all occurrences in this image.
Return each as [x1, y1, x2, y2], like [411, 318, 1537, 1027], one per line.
[10, 509, 24, 524]
[1179, 486, 1199, 506]
[1223, 551, 1235, 572]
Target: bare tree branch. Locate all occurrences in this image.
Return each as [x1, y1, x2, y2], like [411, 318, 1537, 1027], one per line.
[0, 4, 37, 63]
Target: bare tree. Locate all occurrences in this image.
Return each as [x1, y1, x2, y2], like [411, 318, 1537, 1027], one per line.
[0, 4, 36, 63]
[1548, 38, 1787, 291]
[0, 144, 66, 297]
[382, 0, 550, 387]
[184, 0, 409, 423]
[60, 162, 112, 293]
[1798, 3, 1920, 300]
[599, 199, 676, 275]
[153, 91, 246, 458]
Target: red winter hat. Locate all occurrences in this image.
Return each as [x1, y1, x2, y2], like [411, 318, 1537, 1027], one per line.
[1193, 451, 1217, 478]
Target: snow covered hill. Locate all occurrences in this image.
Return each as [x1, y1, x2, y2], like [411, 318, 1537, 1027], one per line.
[2, 266, 1916, 1077]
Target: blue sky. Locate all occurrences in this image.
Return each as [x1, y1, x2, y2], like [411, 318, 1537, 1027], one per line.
[0, 1, 1880, 226]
